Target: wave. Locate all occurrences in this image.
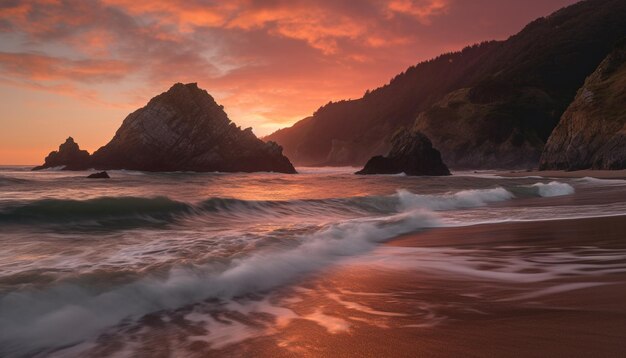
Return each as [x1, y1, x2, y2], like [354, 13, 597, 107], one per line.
[577, 177, 626, 186]
[0, 181, 578, 354]
[0, 182, 575, 227]
[0, 196, 193, 226]
[295, 166, 358, 175]
[34, 166, 66, 171]
[503, 181, 575, 198]
[0, 175, 30, 185]
[0, 209, 438, 355]
[398, 187, 514, 211]
[529, 181, 575, 197]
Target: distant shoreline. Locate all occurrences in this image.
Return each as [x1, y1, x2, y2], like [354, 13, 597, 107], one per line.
[5, 165, 626, 180]
[497, 169, 626, 179]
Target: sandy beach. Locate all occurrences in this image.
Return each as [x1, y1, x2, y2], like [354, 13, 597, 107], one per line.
[67, 215, 626, 357]
[218, 215, 626, 357]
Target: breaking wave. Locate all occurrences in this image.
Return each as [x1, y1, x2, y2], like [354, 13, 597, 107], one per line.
[0, 181, 579, 355]
[0, 208, 438, 355]
[529, 181, 575, 197]
[0, 196, 193, 226]
[0, 182, 575, 227]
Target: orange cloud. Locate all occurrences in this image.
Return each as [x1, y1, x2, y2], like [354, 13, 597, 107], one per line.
[101, 0, 232, 30]
[0, 52, 134, 82]
[387, 0, 449, 24]
[0, 0, 581, 164]
[223, 4, 367, 54]
[0, 2, 30, 19]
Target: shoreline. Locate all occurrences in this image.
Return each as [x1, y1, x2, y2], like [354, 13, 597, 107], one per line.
[387, 213, 626, 248]
[210, 214, 626, 357]
[495, 169, 626, 179]
[16, 202, 626, 356]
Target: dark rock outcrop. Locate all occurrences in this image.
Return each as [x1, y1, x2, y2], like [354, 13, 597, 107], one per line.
[356, 131, 450, 176]
[32, 137, 91, 170]
[265, 0, 626, 169]
[540, 40, 626, 170]
[87, 83, 295, 173]
[87, 171, 110, 179]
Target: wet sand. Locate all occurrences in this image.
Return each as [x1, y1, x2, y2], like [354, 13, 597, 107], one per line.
[389, 214, 626, 248]
[498, 169, 626, 179]
[74, 215, 626, 357]
[246, 215, 626, 357]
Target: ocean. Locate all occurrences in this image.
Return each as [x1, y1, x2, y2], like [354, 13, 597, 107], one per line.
[1, 166, 626, 357]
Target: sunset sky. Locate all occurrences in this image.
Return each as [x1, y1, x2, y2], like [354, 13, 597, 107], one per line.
[0, 0, 578, 164]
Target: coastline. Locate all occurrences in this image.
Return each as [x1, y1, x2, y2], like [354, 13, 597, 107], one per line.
[200, 214, 626, 357]
[4, 169, 626, 357]
[387, 213, 626, 248]
[497, 169, 626, 179]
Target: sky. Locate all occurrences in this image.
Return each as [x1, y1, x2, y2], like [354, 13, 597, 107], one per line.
[0, 0, 579, 164]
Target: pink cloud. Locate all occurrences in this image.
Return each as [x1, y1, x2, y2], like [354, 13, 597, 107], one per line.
[0, 0, 580, 155]
[386, 0, 449, 23]
[0, 52, 134, 82]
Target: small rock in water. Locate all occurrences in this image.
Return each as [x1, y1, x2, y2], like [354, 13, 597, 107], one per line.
[32, 137, 91, 171]
[87, 171, 110, 179]
[356, 130, 450, 176]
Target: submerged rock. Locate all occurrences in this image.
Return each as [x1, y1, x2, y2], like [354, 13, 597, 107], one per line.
[32, 137, 91, 171]
[87, 171, 110, 179]
[356, 131, 450, 176]
[540, 41, 626, 170]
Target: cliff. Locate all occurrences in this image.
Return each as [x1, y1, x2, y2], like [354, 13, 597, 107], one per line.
[540, 41, 626, 170]
[265, 0, 626, 169]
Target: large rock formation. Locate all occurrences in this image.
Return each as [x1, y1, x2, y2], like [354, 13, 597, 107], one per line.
[32, 137, 91, 170]
[356, 131, 450, 176]
[87, 83, 296, 173]
[265, 0, 626, 169]
[540, 41, 626, 170]
[33, 84, 296, 173]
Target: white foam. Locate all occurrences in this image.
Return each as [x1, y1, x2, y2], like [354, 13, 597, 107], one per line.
[397, 187, 514, 211]
[37, 166, 66, 171]
[186, 313, 262, 349]
[530, 181, 574, 197]
[304, 310, 351, 333]
[327, 293, 407, 317]
[500, 282, 612, 301]
[0, 209, 438, 355]
[0, 183, 586, 355]
[346, 246, 626, 284]
[295, 167, 359, 175]
[578, 177, 626, 186]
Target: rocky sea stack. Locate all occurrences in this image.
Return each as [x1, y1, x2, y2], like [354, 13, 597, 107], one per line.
[91, 83, 295, 173]
[32, 137, 91, 171]
[35, 83, 296, 173]
[540, 40, 626, 170]
[356, 131, 450, 176]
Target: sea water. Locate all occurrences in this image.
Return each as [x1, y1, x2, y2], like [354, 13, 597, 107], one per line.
[1, 166, 625, 356]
